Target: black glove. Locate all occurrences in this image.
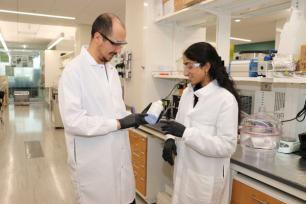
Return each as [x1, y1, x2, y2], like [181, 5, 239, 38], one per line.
[119, 113, 148, 129]
[162, 138, 177, 166]
[141, 103, 152, 114]
[161, 120, 186, 137]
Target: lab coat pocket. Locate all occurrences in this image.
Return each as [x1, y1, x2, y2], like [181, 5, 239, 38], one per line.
[185, 169, 214, 203]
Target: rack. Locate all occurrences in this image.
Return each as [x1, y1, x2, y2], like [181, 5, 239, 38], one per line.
[155, 0, 291, 26]
[152, 72, 187, 79]
[232, 76, 306, 84]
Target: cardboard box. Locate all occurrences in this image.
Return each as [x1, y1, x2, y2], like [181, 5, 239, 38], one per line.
[184, 0, 205, 7]
[300, 44, 306, 62]
[298, 61, 306, 72]
[174, 0, 186, 11]
[163, 0, 174, 15]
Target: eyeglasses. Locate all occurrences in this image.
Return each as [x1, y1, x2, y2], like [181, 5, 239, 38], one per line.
[183, 62, 201, 70]
[99, 32, 127, 47]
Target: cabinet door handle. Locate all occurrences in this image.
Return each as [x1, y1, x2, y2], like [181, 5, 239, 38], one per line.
[251, 194, 269, 204]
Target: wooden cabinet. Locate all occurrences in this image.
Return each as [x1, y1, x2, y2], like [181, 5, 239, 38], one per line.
[231, 179, 285, 204]
[129, 128, 173, 203]
[129, 129, 148, 196]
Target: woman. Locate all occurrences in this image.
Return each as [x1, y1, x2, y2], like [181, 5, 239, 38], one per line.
[161, 42, 240, 204]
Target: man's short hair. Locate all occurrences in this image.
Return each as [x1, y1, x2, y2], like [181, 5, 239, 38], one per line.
[91, 13, 125, 38]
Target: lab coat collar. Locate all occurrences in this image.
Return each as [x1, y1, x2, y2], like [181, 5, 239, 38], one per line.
[192, 80, 219, 98]
[81, 46, 108, 69]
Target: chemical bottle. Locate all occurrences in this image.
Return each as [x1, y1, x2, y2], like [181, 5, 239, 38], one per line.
[145, 100, 164, 124]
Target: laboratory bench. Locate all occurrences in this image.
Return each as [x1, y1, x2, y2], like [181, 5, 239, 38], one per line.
[128, 123, 306, 203]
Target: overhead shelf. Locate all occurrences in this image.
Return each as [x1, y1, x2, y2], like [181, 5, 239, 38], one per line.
[155, 0, 290, 26]
[152, 74, 306, 83]
[232, 76, 306, 84]
[152, 72, 187, 79]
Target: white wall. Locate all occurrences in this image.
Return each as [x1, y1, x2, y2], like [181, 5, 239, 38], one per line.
[44, 50, 64, 88]
[124, 0, 206, 112]
[124, 0, 178, 111]
[75, 24, 91, 55]
[275, 19, 287, 50]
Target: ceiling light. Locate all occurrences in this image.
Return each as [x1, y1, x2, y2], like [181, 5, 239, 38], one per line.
[0, 33, 9, 52]
[234, 19, 241, 22]
[47, 33, 65, 50]
[230, 37, 251, 42]
[144, 2, 149, 7]
[0, 9, 75, 20]
[23, 45, 27, 49]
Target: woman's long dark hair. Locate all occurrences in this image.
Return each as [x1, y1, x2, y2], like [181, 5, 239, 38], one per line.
[184, 42, 241, 122]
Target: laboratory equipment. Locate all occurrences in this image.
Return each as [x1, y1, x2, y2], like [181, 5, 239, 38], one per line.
[278, 139, 300, 153]
[272, 54, 296, 71]
[239, 108, 282, 157]
[249, 59, 258, 77]
[257, 61, 273, 77]
[229, 60, 250, 77]
[298, 132, 306, 158]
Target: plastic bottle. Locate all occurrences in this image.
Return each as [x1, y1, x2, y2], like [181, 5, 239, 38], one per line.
[145, 100, 164, 124]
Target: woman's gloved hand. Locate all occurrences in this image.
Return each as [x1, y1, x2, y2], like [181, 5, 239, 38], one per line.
[161, 120, 186, 137]
[118, 113, 148, 129]
[162, 138, 177, 166]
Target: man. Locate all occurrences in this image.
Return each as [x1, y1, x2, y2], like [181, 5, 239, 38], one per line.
[59, 13, 146, 204]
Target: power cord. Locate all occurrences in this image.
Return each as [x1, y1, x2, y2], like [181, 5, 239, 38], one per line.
[281, 100, 306, 123]
[163, 80, 185, 100]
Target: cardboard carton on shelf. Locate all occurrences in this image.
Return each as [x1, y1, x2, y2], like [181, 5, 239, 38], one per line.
[297, 61, 306, 72]
[162, 0, 174, 16]
[296, 45, 306, 72]
[174, 0, 186, 11]
[300, 44, 306, 62]
[184, 0, 205, 7]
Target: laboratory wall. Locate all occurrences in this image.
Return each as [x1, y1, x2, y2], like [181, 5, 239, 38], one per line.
[124, 0, 178, 111]
[124, 0, 206, 111]
[75, 24, 91, 55]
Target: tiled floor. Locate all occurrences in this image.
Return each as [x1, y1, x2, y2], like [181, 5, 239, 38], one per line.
[0, 103, 146, 204]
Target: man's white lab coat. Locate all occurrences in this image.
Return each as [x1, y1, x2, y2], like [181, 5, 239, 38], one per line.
[59, 47, 135, 204]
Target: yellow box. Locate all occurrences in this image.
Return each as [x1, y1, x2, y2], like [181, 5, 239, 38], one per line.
[300, 44, 306, 62]
[174, 0, 186, 11]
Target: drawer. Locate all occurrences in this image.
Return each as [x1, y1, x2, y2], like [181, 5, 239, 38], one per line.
[136, 175, 146, 196]
[132, 154, 146, 167]
[231, 180, 285, 204]
[128, 130, 148, 197]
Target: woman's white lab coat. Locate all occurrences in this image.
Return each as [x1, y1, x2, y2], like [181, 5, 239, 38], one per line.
[171, 80, 238, 204]
[58, 47, 135, 204]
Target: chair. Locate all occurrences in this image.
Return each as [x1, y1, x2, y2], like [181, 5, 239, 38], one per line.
[0, 91, 4, 124]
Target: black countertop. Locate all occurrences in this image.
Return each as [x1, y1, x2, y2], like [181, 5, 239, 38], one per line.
[143, 123, 306, 196]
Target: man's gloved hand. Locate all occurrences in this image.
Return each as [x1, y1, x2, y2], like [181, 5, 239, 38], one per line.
[162, 138, 177, 166]
[141, 103, 152, 114]
[119, 113, 148, 129]
[161, 120, 186, 137]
